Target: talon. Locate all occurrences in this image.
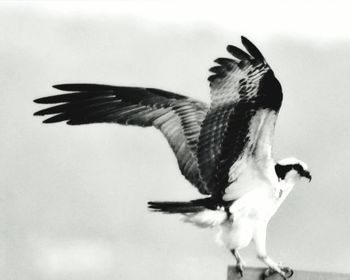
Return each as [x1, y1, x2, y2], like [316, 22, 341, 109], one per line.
[277, 270, 287, 280]
[236, 263, 244, 278]
[277, 271, 287, 280]
[263, 268, 287, 280]
[281, 267, 294, 278]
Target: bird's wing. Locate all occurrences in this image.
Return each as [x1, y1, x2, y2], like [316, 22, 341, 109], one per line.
[34, 84, 209, 194]
[197, 36, 283, 198]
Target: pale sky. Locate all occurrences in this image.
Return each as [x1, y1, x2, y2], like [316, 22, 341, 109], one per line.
[1, 1, 350, 280]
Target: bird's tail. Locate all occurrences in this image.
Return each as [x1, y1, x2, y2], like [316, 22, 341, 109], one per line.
[148, 198, 228, 228]
[148, 198, 214, 214]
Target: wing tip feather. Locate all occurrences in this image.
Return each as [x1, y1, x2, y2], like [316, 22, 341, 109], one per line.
[240, 36, 266, 63]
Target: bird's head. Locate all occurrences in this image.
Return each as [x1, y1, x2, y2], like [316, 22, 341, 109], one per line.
[275, 157, 312, 183]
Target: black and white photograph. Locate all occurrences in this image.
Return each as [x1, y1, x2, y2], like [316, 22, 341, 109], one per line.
[1, 1, 350, 280]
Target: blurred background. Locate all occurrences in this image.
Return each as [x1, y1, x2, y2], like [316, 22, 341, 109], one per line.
[1, 1, 350, 280]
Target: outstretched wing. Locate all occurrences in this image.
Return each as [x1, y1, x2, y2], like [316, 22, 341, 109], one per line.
[34, 84, 209, 194]
[197, 36, 283, 198]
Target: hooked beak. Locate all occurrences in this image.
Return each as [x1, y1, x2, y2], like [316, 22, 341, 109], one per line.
[301, 170, 312, 182]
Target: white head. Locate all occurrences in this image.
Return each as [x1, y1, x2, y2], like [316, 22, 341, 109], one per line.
[275, 157, 312, 183]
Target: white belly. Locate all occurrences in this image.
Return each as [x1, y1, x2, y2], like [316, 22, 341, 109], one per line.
[230, 187, 279, 221]
[217, 184, 293, 250]
[216, 218, 256, 249]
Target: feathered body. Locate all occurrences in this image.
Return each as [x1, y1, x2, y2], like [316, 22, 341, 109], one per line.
[34, 37, 311, 279]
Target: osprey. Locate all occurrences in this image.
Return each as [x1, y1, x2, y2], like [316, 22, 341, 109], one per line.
[34, 36, 311, 279]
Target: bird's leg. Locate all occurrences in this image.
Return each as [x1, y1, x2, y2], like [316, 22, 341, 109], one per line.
[253, 223, 293, 280]
[230, 249, 245, 277]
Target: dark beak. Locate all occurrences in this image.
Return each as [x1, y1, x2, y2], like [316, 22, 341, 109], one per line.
[301, 170, 312, 182]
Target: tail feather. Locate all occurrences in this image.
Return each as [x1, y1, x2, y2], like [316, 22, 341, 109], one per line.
[148, 198, 215, 214]
[148, 198, 228, 228]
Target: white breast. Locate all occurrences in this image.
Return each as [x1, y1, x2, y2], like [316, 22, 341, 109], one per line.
[223, 156, 276, 201]
[229, 175, 295, 221]
[216, 180, 295, 250]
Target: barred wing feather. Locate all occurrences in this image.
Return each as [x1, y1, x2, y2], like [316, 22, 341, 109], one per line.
[197, 36, 283, 197]
[34, 84, 209, 194]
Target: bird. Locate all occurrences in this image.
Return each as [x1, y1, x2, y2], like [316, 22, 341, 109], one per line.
[34, 36, 312, 279]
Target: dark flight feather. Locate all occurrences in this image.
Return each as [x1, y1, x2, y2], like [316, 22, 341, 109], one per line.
[241, 36, 266, 64]
[226, 45, 252, 61]
[199, 36, 282, 196]
[34, 84, 209, 194]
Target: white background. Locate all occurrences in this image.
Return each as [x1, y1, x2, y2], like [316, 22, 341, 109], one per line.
[1, 1, 350, 280]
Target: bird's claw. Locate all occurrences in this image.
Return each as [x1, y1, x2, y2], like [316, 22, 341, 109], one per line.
[263, 266, 293, 279]
[280, 266, 294, 278]
[235, 263, 244, 278]
[263, 268, 286, 280]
